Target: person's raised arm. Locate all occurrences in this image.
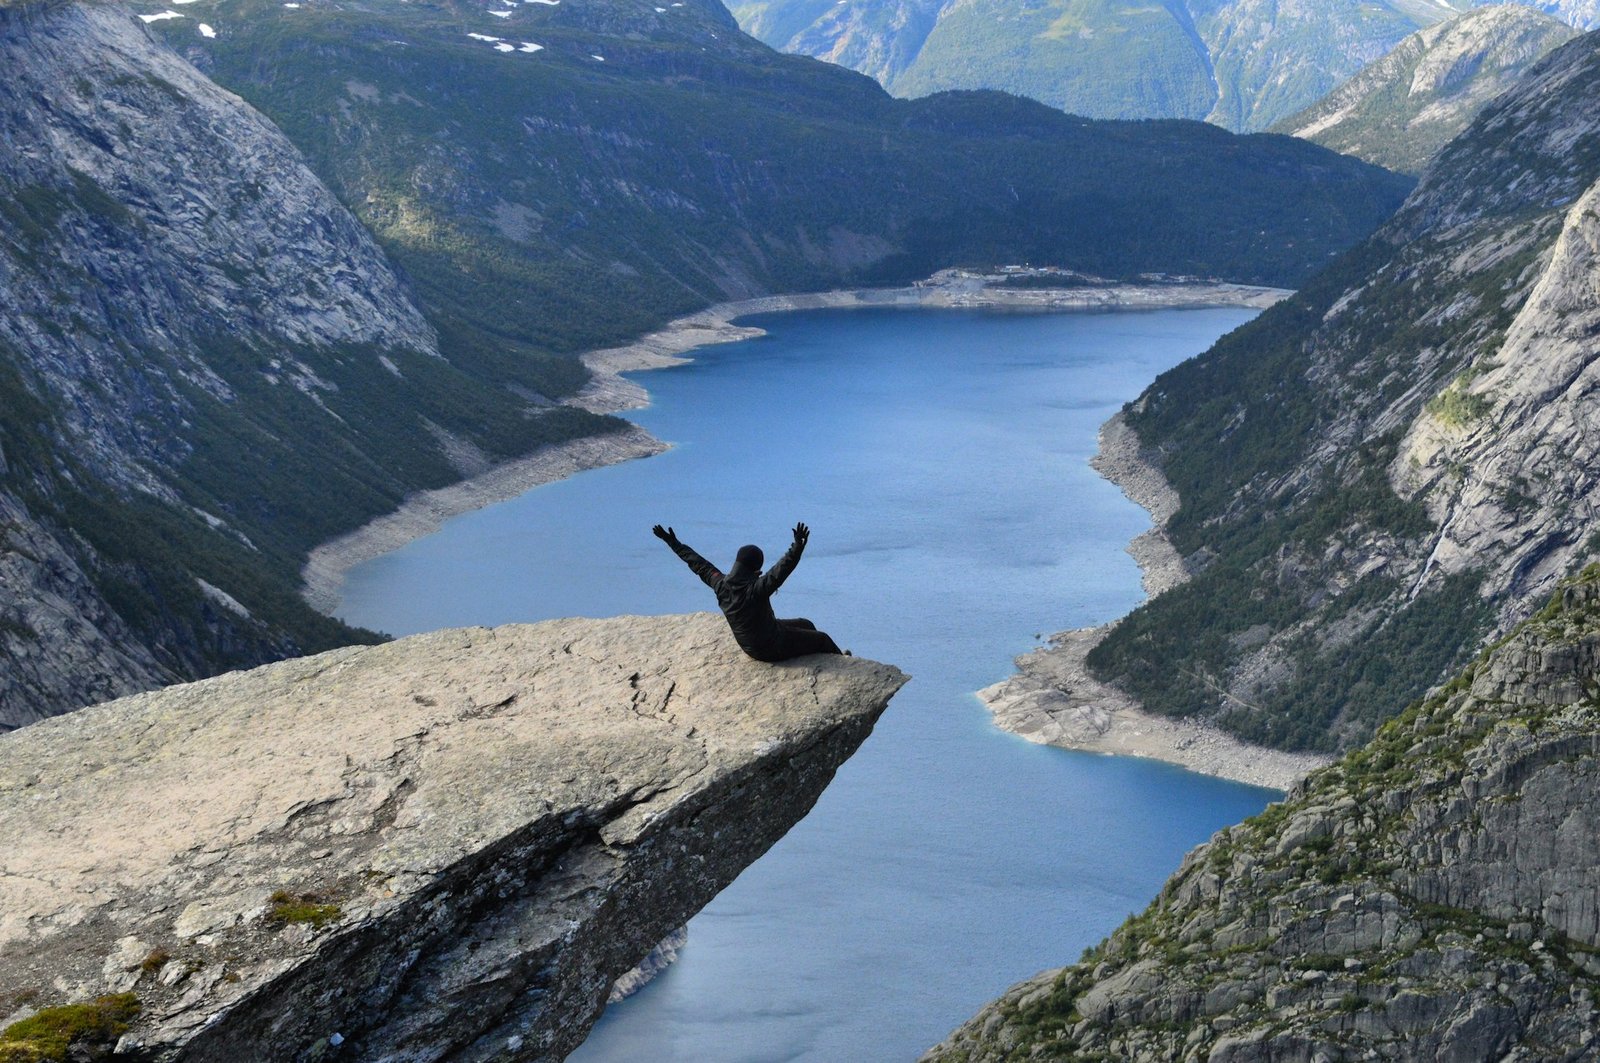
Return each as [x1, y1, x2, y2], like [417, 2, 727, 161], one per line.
[756, 522, 808, 596]
[653, 524, 722, 589]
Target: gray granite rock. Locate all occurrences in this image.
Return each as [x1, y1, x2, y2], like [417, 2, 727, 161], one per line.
[927, 569, 1600, 1062]
[0, 613, 906, 1061]
[1274, 5, 1579, 174]
[1085, 31, 1600, 755]
[0, 0, 445, 728]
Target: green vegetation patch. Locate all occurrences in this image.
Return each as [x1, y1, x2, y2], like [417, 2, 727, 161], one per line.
[0, 994, 140, 1063]
[1425, 375, 1492, 428]
[266, 890, 342, 929]
[137, 949, 171, 976]
[0, 183, 71, 248]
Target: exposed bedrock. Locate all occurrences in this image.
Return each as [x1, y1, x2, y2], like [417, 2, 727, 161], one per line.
[0, 613, 906, 1061]
[926, 569, 1600, 1061]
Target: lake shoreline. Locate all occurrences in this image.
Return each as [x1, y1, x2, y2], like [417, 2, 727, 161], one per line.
[299, 272, 1291, 628]
[976, 412, 1334, 791]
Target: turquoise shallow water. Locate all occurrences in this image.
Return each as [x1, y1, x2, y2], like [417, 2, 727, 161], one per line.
[336, 307, 1278, 1062]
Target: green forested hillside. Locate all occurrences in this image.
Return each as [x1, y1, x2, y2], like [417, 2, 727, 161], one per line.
[155, 0, 1412, 349]
[889, 0, 1218, 121]
[1085, 32, 1600, 752]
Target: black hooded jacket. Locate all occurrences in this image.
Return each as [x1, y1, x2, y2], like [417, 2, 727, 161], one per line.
[667, 537, 805, 661]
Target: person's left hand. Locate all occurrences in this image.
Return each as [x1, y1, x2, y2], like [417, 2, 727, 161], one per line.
[652, 524, 680, 546]
[793, 522, 809, 547]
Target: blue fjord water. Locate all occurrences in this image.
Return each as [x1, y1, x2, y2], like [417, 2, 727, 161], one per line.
[336, 307, 1279, 1062]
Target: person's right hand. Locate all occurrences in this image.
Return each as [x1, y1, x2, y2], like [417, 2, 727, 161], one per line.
[652, 524, 679, 546]
[792, 522, 809, 547]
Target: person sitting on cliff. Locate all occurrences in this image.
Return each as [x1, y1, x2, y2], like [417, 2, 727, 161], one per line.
[652, 522, 845, 662]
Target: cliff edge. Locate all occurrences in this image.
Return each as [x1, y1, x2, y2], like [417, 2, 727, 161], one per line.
[0, 613, 906, 1061]
[927, 567, 1600, 1061]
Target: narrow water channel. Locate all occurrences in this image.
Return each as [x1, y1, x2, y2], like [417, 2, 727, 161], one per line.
[335, 307, 1279, 1061]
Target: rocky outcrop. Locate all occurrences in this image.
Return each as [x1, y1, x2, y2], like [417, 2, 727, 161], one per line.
[928, 567, 1600, 1061]
[0, 613, 905, 1061]
[1274, 5, 1578, 174]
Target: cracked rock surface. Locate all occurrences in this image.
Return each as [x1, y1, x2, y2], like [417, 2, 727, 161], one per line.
[927, 568, 1600, 1062]
[0, 612, 905, 1061]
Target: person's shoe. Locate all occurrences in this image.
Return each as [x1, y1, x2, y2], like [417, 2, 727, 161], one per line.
[843, 649, 853, 656]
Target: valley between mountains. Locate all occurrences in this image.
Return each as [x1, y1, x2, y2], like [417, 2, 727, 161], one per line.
[3, 0, 1600, 1059]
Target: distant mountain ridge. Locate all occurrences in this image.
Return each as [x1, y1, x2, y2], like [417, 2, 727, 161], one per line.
[1274, 4, 1579, 174]
[734, 0, 1598, 130]
[162, 0, 1410, 327]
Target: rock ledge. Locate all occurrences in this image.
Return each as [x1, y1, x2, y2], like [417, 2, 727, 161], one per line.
[0, 613, 906, 1061]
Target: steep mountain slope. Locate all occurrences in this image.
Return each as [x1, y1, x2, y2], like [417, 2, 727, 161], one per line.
[1081, 30, 1600, 752]
[0, 0, 618, 728]
[736, 0, 1598, 131]
[1274, 5, 1578, 174]
[929, 566, 1600, 1061]
[734, 0, 946, 88]
[144, 0, 1413, 326]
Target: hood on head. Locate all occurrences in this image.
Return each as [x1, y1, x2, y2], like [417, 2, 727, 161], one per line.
[728, 543, 763, 581]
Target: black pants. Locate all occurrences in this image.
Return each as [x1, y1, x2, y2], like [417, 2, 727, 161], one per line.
[771, 617, 842, 659]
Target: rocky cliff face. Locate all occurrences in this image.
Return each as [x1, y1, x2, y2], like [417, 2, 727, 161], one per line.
[1393, 167, 1600, 631]
[928, 567, 1600, 1061]
[0, 0, 435, 725]
[1083, 29, 1600, 753]
[1186, 0, 1437, 132]
[1535, 0, 1600, 26]
[0, 0, 621, 728]
[1274, 5, 1578, 174]
[0, 613, 907, 1061]
[0, 1, 438, 488]
[0, 490, 168, 727]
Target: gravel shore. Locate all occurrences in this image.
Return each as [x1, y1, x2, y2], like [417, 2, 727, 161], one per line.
[300, 274, 1297, 634]
[299, 425, 668, 615]
[977, 411, 1334, 792]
